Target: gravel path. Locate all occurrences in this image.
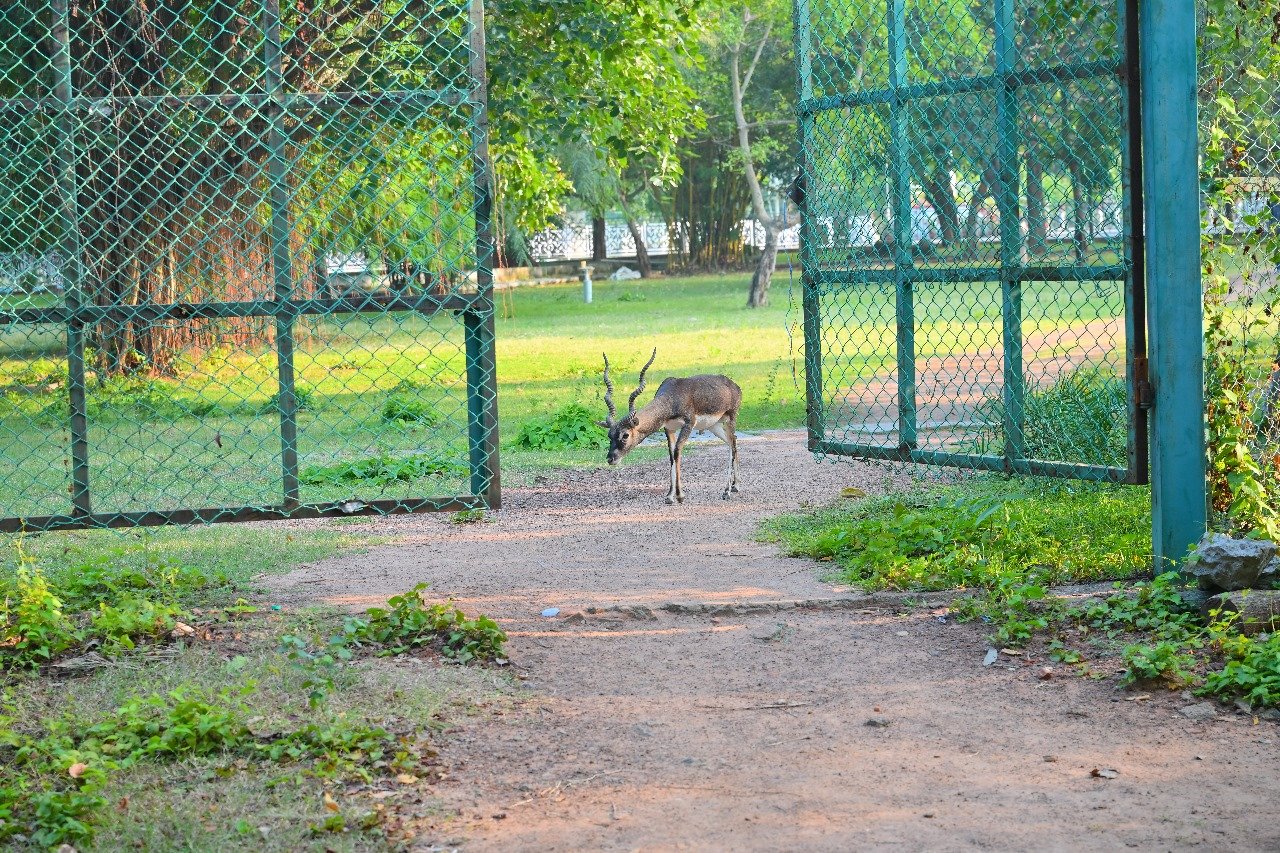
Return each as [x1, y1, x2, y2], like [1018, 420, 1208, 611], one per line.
[266, 431, 1280, 852]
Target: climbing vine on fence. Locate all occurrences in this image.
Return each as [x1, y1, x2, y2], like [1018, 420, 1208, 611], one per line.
[1199, 0, 1280, 535]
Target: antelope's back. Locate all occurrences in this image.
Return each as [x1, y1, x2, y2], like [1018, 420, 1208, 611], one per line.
[659, 375, 743, 414]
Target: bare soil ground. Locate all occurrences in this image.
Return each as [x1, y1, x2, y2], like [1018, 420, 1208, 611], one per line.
[268, 431, 1280, 852]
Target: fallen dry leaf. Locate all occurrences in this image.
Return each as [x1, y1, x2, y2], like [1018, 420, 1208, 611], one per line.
[1090, 768, 1119, 779]
[396, 774, 419, 785]
[68, 762, 87, 779]
[323, 792, 340, 812]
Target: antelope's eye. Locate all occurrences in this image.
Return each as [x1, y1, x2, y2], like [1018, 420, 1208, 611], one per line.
[620, 432, 629, 440]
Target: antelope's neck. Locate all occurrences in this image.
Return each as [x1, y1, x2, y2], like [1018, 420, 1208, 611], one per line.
[633, 399, 676, 438]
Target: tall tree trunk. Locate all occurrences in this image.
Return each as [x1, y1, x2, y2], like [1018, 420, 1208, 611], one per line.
[592, 215, 607, 261]
[625, 219, 652, 278]
[618, 188, 652, 278]
[1069, 161, 1089, 261]
[922, 165, 958, 245]
[731, 13, 778, 308]
[748, 228, 779, 308]
[1025, 154, 1047, 250]
[965, 167, 996, 249]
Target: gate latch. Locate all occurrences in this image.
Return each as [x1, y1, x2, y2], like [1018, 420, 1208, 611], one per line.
[1134, 356, 1154, 410]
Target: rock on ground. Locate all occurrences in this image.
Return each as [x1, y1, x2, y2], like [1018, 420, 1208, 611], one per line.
[1185, 533, 1276, 592]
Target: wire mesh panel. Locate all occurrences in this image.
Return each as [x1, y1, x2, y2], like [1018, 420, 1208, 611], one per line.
[0, 0, 498, 532]
[795, 0, 1146, 482]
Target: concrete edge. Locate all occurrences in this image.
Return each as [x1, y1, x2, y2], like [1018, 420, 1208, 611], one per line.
[569, 582, 1128, 622]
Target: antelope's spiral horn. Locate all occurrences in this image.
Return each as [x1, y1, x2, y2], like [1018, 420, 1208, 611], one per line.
[601, 353, 617, 426]
[627, 348, 658, 415]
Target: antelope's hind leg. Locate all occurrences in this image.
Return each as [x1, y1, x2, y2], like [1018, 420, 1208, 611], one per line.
[664, 427, 678, 504]
[710, 418, 739, 499]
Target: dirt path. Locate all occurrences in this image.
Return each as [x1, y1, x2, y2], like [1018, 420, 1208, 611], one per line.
[268, 432, 1280, 852]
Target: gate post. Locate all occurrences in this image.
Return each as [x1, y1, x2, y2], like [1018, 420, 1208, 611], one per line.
[1140, 0, 1205, 568]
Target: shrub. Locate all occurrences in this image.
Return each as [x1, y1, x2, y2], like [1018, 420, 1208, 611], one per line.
[89, 595, 183, 655]
[0, 567, 80, 671]
[300, 453, 460, 486]
[1203, 632, 1280, 707]
[261, 384, 314, 413]
[381, 393, 441, 425]
[971, 369, 1128, 466]
[1123, 640, 1199, 687]
[514, 402, 607, 450]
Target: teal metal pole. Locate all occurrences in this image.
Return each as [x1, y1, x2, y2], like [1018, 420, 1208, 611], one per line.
[1141, 0, 1205, 567]
[995, 0, 1025, 469]
[794, 0, 824, 452]
[887, 0, 917, 450]
[262, 0, 300, 507]
[467, 0, 501, 509]
[51, 0, 92, 517]
[51, 0, 92, 519]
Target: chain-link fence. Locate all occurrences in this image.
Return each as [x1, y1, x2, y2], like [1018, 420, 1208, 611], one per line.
[1200, 0, 1280, 533]
[796, 0, 1144, 483]
[0, 0, 498, 532]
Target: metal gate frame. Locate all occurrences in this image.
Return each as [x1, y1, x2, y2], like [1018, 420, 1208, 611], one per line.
[795, 0, 1149, 485]
[0, 0, 499, 533]
[794, 0, 1207, 565]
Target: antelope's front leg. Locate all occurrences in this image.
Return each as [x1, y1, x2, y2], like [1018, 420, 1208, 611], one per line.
[670, 422, 693, 504]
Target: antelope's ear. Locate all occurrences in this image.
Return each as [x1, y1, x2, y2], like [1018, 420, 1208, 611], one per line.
[596, 420, 610, 429]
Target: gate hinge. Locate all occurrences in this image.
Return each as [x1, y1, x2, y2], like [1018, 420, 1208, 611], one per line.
[1134, 356, 1154, 410]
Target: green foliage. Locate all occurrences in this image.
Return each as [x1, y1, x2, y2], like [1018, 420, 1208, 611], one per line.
[513, 403, 608, 451]
[263, 384, 315, 414]
[761, 479, 1151, 591]
[1200, 0, 1280, 537]
[955, 572, 1280, 703]
[952, 575, 1062, 649]
[0, 541, 241, 670]
[1076, 576, 1200, 640]
[90, 596, 183, 656]
[1122, 641, 1198, 687]
[0, 566, 80, 671]
[451, 509, 488, 524]
[360, 584, 507, 663]
[0, 684, 416, 847]
[1203, 632, 1280, 707]
[282, 584, 507, 706]
[381, 393, 441, 425]
[300, 453, 461, 486]
[487, 0, 704, 239]
[48, 555, 228, 614]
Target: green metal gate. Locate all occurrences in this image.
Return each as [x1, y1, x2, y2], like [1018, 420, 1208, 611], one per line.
[795, 0, 1148, 483]
[0, 0, 498, 532]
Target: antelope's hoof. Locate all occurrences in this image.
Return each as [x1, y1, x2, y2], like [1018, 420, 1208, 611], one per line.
[730, 485, 740, 494]
[721, 490, 731, 500]
[665, 496, 677, 505]
[676, 494, 684, 504]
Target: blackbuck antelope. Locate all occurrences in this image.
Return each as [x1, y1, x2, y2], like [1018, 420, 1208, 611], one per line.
[598, 349, 743, 504]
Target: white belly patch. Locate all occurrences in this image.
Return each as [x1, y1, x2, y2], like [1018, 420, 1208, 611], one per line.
[668, 414, 725, 433]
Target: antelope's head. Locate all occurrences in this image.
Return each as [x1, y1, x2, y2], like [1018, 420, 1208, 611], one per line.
[599, 348, 657, 465]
